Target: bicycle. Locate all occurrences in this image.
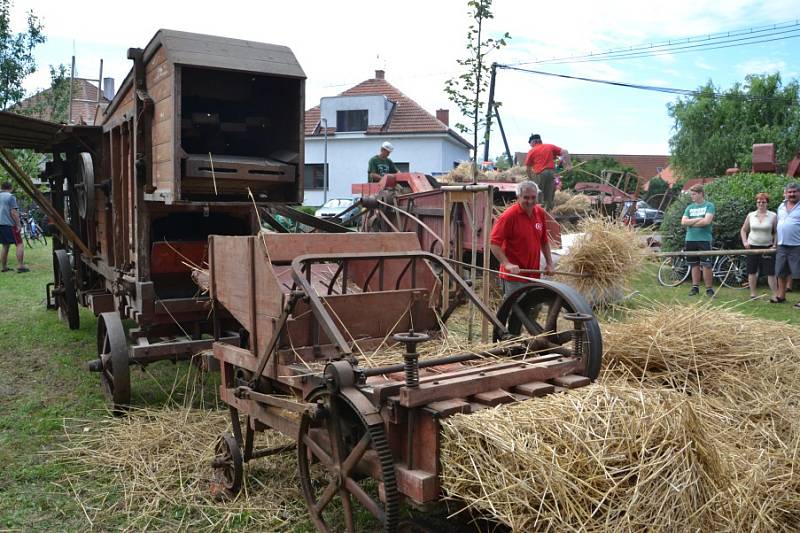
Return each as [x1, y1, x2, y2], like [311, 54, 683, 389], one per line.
[20, 215, 47, 248]
[657, 250, 747, 289]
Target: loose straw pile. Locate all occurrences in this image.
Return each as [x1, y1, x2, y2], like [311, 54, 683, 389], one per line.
[551, 191, 593, 217]
[441, 384, 732, 532]
[555, 217, 649, 297]
[54, 406, 304, 532]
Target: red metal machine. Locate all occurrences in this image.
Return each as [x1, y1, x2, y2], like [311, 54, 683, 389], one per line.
[207, 231, 602, 532]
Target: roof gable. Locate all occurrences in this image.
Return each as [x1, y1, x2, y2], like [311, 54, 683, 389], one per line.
[305, 73, 470, 148]
[13, 78, 109, 125]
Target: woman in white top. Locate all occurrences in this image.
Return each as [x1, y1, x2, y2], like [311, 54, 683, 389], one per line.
[740, 192, 777, 300]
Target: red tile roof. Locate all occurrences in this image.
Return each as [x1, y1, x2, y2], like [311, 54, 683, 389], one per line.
[571, 154, 669, 181]
[14, 78, 110, 125]
[306, 73, 470, 147]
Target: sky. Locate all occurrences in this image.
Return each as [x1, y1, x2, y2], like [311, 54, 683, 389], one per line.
[11, 0, 800, 158]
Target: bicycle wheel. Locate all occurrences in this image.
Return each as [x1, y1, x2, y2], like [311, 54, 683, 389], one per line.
[714, 255, 747, 289]
[657, 256, 690, 287]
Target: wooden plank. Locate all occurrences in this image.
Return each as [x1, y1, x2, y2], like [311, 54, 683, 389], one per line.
[152, 142, 172, 164]
[394, 466, 439, 505]
[425, 399, 471, 417]
[471, 388, 514, 406]
[514, 381, 556, 397]
[154, 160, 175, 191]
[399, 359, 581, 408]
[551, 374, 591, 389]
[145, 45, 167, 74]
[153, 97, 173, 124]
[152, 119, 173, 148]
[148, 74, 172, 104]
[261, 232, 422, 263]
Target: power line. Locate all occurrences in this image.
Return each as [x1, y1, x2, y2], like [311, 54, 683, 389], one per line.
[499, 65, 800, 103]
[511, 20, 800, 66]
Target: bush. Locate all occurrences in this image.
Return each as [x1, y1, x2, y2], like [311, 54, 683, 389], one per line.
[660, 172, 793, 251]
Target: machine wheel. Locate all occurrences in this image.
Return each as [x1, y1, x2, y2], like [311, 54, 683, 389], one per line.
[97, 311, 131, 412]
[210, 433, 244, 498]
[298, 390, 399, 533]
[74, 152, 95, 221]
[657, 256, 690, 287]
[493, 279, 603, 380]
[53, 249, 80, 330]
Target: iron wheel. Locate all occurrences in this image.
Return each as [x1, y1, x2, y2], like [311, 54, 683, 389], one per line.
[53, 249, 80, 330]
[97, 311, 131, 412]
[210, 433, 244, 498]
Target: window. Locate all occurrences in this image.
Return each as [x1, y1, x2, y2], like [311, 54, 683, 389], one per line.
[336, 110, 368, 132]
[395, 162, 409, 173]
[304, 163, 328, 189]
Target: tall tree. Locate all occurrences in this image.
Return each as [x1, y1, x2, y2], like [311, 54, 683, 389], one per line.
[668, 73, 800, 179]
[444, 0, 509, 178]
[0, 0, 45, 109]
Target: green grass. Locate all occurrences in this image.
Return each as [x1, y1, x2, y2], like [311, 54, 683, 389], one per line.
[1, 245, 796, 531]
[626, 262, 800, 324]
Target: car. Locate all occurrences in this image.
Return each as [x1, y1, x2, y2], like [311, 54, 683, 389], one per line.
[621, 199, 664, 227]
[314, 198, 360, 225]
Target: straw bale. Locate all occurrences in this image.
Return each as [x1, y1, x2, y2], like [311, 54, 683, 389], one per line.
[441, 161, 488, 183]
[554, 217, 649, 298]
[441, 383, 732, 532]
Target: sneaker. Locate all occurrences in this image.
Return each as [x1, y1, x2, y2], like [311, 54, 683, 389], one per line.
[17, 267, 29, 273]
[706, 288, 715, 297]
[1, 267, 11, 272]
[688, 286, 699, 296]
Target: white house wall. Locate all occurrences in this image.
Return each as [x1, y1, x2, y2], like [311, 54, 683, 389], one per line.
[304, 134, 470, 206]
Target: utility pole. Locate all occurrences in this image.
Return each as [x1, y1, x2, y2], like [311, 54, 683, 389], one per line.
[482, 62, 498, 164]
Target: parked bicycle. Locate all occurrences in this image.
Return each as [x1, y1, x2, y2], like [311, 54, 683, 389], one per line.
[20, 214, 47, 248]
[657, 249, 747, 289]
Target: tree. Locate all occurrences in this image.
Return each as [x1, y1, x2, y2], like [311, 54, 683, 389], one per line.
[645, 176, 668, 201]
[18, 64, 71, 122]
[560, 155, 637, 192]
[668, 74, 800, 179]
[0, 0, 45, 109]
[444, 0, 509, 180]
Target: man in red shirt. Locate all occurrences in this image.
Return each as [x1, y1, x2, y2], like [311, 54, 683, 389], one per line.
[524, 133, 572, 210]
[490, 181, 554, 296]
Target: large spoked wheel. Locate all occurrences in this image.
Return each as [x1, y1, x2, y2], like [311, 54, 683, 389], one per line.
[97, 311, 131, 412]
[210, 433, 244, 499]
[657, 256, 690, 287]
[74, 152, 95, 222]
[53, 249, 80, 330]
[714, 255, 747, 289]
[298, 390, 399, 533]
[493, 279, 603, 380]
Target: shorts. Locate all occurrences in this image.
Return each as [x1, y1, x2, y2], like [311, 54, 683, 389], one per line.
[745, 246, 775, 276]
[685, 240, 712, 267]
[775, 245, 800, 278]
[0, 225, 14, 245]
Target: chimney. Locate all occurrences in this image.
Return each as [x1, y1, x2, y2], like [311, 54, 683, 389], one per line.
[102, 77, 115, 100]
[375, 69, 385, 80]
[436, 109, 449, 126]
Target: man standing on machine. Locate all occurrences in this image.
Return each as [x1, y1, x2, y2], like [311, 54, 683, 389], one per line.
[525, 133, 572, 210]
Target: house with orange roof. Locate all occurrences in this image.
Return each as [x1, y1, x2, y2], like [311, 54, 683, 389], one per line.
[304, 70, 471, 205]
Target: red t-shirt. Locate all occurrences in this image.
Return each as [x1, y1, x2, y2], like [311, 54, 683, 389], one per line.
[490, 202, 549, 281]
[524, 143, 562, 174]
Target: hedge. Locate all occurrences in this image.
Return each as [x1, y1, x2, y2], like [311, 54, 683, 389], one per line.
[660, 172, 794, 251]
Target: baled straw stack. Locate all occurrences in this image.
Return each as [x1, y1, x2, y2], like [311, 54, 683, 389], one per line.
[441, 383, 734, 532]
[554, 217, 649, 299]
[440, 161, 488, 183]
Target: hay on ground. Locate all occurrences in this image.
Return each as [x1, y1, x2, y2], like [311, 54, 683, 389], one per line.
[441, 383, 735, 532]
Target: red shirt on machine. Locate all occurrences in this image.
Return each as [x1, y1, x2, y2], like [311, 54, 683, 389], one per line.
[490, 202, 549, 282]
[524, 143, 563, 174]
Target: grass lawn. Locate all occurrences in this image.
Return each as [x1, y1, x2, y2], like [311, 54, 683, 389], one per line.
[1, 243, 796, 530]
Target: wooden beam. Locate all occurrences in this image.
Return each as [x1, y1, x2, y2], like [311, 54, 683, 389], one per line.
[655, 248, 775, 258]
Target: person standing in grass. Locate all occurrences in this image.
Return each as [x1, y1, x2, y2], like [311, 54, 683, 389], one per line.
[0, 181, 28, 273]
[681, 184, 715, 296]
[740, 192, 777, 300]
[772, 182, 800, 305]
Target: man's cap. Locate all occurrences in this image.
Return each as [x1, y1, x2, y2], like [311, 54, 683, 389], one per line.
[529, 133, 542, 143]
[381, 141, 394, 152]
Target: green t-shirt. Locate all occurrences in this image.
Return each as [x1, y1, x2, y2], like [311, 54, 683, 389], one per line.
[367, 155, 398, 180]
[683, 200, 715, 242]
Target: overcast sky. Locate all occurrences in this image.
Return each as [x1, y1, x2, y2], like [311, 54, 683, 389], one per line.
[12, 0, 800, 158]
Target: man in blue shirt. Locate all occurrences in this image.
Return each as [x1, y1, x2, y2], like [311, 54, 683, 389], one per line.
[0, 181, 28, 273]
[773, 182, 800, 305]
[681, 184, 715, 296]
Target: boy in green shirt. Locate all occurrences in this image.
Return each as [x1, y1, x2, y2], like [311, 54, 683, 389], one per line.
[681, 184, 716, 296]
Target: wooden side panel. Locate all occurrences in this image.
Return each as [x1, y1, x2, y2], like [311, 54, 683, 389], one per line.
[262, 232, 423, 263]
[111, 126, 123, 265]
[146, 46, 174, 197]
